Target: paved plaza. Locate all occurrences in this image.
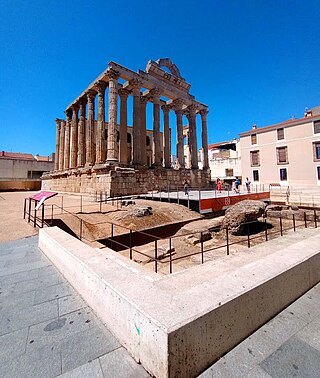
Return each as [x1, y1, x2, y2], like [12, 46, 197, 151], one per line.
[0, 234, 319, 377]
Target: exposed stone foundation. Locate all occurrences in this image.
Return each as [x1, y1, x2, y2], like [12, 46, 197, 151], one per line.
[41, 166, 210, 196]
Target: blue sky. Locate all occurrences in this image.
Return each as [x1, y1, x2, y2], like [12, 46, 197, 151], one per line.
[1, 0, 319, 155]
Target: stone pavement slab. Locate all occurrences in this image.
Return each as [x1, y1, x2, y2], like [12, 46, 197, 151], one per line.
[0, 236, 150, 378]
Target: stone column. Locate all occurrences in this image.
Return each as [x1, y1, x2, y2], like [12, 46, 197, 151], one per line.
[152, 88, 161, 166]
[174, 99, 184, 168]
[106, 71, 119, 163]
[86, 90, 96, 166]
[119, 89, 129, 165]
[96, 81, 107, 164]
[200, 109, 209, 169]
[162, 105, 171, 168]
[55, 119, 60, 171]
[77, 97, 86, 167]
[59, 120, 65, 170]
[131, 79, 142, 165]
[70, 104, 79, 168]
[64, 109, 72, 169]
[140, 96, 148, 166]
[187, 104, 198, 169]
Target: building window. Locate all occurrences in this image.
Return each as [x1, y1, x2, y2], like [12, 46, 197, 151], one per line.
[225, 168, 233, 177]
[313, 142, 320, 161]
[250, 150, 260, 166]
[277, 146, 288, 164]
[280, 168, 287, 181]
[253, 170, 259, 181]
[277, 128, 284, 140]
[317, 167, 320, 180]
[314, 121, 320, 134]
[251, 134, 257, 145]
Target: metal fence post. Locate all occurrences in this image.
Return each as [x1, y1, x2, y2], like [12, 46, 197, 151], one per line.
[304, 212, 307, 228]
[314, 210, 317, 228]
[247, 223, 250, 248]
[80, 195, 82, 213]
[264, 218, 268, 241]
[111, 223, 114, 250]
[226, 227, 229, 255]
[187, 191, 190, 209]
[34, 203, 37, 228]
[160, 187, 162, 202]
[169, 237, 172, 274]
[129, 229, 133, 260]
[28, 198, 31, 223]
[200, 232, 204, 264]
[154, 239, 158, 273]
[51, 204, 54, 223]
[23, 198, 26, 219]
[293, 214, 296, 232]
[41, 204, 44, 228]
[80, 219, 83, 240]
[61, 196, 64, 214]
[280, 215, 283, 236]
[177, 185, 179, 205]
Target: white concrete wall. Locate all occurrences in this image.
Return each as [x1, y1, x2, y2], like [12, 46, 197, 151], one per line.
[39, 227, 320, 378]
[0, 158, 54, 179]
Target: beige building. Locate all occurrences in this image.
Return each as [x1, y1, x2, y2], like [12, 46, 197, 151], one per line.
[0, 151, 54, 191]
[239, 106, 320, 188]
[199, 139, 241, 182]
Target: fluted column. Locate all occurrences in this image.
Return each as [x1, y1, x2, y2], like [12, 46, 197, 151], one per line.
[187, 104, 198, 169]
[140, 96, 148, 166]
[131, 79, 142, 165]
[200, 109, 209, 169]
[59, 120, 65, 170]
[152, 88, 161, 166]
[162, 105, 171, 168]
[174, 99, 184, 168]
[95, 81, 107, 164]
[64, 109, 72, 169]
[70, 104, 79, 168]
[55, 119, 61, 171]
[106, 71, 119, 163]
[119, 89, 129, 165]
[77, 97, 86, 167]
[86, 90, 96, 166]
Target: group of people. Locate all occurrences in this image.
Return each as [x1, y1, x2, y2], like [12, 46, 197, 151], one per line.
[216, 177, 251, 193]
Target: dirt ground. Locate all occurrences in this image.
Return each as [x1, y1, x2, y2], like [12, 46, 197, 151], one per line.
[1, 191, 317, 277]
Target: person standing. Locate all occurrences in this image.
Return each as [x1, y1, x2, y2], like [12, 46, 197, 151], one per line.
[235, 177, 240, 193]
[217, 178, 222, 193]
[183, 179, 189, 195]
[245, 177, 251, 193]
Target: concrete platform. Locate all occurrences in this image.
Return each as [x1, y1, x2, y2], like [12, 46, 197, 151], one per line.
[38, 227, 320, 378]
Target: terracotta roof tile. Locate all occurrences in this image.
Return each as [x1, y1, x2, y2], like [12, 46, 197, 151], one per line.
[0, 151, 34, 160]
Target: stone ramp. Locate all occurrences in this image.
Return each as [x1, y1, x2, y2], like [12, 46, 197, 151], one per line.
[0, 236, 149, 378]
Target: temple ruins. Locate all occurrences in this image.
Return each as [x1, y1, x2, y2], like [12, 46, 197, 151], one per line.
[42, 58, 210, 195]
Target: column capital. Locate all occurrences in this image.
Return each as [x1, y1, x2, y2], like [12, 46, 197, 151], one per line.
[96, 80, 107, 94]
[55, 118, 61, 126]
[200, 108, 209, 118]
[187, 104, 198, 114]
[161, 104, 171, 114]
[72, 103, 79, 112]
[140, 95, 148, 105]
[173, 99, 184, 112]
[86, 89, 96, 101]
[150, 87, 161, 99]
[106, 68, 119, 81]
[65, 108, 72, 119]
[119, 88, 130, 99]
[78, 96, 87, 107]
[130, 78, 142, 91]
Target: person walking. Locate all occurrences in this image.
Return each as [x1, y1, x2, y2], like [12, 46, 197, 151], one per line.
[235, 177, 240, 193]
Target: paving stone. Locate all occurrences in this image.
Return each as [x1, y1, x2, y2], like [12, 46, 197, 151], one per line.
[260, 309, 308, 344]
[0, 260, 51, 278]
[58, 294, 87, 316]
[0, 267, 39, 286]
[0, 327, 28, 364]
[0, 341, 61, 378]
[245, 366, 272, 377]
[38, 265, 57, 277]
[4, 254, 44, 268]
[198, 359, 233, 377]
[34, 282, 74, 305]
[260, 336, 320, 378]
[61, 323, 120, 373]
[295, 316, 320, 352]
[99, 347, 150, 377]
[285, 289, 320, 322]
[0, 298, 58, 336]
[27, 309, 96, 350]
[0, 290, 35, 312]
[58, 359, 104, 378]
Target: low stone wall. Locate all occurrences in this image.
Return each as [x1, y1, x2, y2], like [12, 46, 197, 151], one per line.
[41, 166, 210, 195]
[0, 179, 41, 191]
[39, 227, 320, 378]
